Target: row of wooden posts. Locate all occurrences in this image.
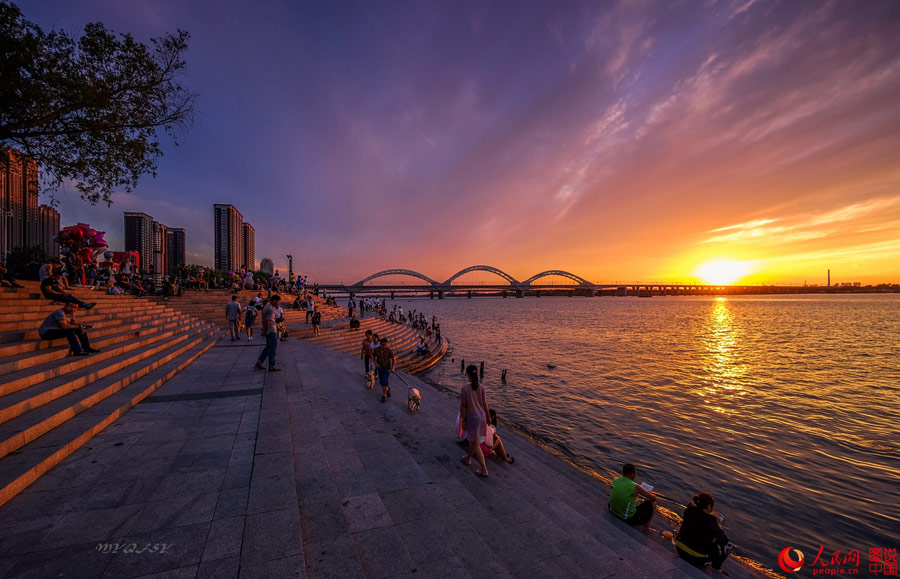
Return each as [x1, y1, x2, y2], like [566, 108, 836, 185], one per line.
[459, 359, 508, 384]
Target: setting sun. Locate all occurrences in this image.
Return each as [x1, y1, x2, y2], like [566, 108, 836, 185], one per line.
[695, 259, 750, 285]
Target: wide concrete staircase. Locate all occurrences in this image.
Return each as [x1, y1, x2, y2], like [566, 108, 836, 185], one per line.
[146, 289, 346, 329]
[145, 290, 448, 374]
[291, 315, 449, 375]
[0, 281, 223, 507]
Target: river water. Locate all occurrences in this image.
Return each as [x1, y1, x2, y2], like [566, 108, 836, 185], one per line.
[374, 294, 900, 570]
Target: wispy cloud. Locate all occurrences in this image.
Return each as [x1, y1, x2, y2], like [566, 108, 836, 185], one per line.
[703, 197, 900, 245]
[710, 219, 778, 233]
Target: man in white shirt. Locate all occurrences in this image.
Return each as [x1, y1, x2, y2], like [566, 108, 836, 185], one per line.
[254, 295, 282, 371]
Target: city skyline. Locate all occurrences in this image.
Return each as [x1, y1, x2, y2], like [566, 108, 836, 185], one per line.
[1, 147, 58, 259]
[21, 0, 900, 285]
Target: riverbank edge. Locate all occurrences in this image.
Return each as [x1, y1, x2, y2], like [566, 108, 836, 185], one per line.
[415, 354, 778, 579]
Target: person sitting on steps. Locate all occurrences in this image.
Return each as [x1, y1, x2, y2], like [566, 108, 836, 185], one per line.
[608, 462, 657, 529]
[675, 492, 734, 571]
[41, 272, 95, 310]
[481, 409, 515, 465]
[38, 302, 101, 356]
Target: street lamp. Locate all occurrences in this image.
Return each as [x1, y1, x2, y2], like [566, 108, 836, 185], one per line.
[286, 254, 293, 277]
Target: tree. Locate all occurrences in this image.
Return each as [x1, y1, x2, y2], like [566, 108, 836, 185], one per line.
[0, 1, 196, 205]
[6, 244, 58, 279]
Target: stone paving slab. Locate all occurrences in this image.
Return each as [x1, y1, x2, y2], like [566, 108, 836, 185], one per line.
[0, 338, 766, 578]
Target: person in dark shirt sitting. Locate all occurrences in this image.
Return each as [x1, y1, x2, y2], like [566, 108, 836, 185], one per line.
[41, 273, 95, 310]
[38, 302, 101, 356]
[129, 276, 146, 297]
[675, 492, 733, 570]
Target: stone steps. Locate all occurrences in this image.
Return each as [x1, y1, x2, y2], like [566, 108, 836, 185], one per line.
[146, 291, 347, 329]
[0, 302, 163, 324]
[0, 310, 179, 345]
[0, 303, 173, 331]
[310, 322, 442, 368]
[0, 332, 219, 507]
[293, 315, 450, 376]
[0, 314, 188, 375]
[0, 317, 214, 398]
[0, 328, 217, 462]
[0, 318, 214, 429]
[0, 282, 224, 507]
[0, 313, 183, 358]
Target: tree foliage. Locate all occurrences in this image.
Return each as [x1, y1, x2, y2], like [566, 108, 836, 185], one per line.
[0, 1, 196, 205]
[6, 244, 58, 279]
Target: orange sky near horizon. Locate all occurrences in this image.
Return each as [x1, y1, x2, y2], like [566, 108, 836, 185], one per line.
[34, 1, 900, 286]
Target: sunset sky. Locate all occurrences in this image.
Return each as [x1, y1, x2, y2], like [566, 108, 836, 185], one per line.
[26, 0, 900, 285]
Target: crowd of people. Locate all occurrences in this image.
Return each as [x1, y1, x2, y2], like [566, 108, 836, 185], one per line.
[232, 268, 315, 297]
[344, 298, 442, 342]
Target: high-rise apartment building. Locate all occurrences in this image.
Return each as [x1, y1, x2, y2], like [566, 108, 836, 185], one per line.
[214, 204, 243, 272]
[23, 155, 39, 247]
[125, 211, 185, 275]
[151, 220, 167, 276]
[39, 204, 60, 257]
[242, 222, 255, 271]
[166, 228, 186, 274]
[1, 148, 41, 258]
[123, 212, 154, 272]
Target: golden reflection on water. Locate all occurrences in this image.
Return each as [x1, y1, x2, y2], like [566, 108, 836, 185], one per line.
[698, 298, 747, 411]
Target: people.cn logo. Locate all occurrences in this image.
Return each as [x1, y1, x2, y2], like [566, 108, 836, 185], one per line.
[778, 547, 805, 573]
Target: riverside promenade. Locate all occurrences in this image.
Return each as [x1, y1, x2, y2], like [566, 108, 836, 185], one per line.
[0, 336, 767, 578]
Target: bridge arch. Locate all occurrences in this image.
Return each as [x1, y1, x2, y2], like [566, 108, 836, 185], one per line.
[521, 270, 594, 287]
[443, 265, 521, 286]
[352, 269, 440, 287]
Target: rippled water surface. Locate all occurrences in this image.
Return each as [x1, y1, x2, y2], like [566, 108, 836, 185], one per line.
[388, 294, 900, 568]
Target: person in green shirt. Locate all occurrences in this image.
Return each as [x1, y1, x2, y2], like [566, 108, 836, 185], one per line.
[608, 463, 657, 528]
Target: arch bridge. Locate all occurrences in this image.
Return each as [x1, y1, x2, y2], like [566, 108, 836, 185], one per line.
[323, 265, 598, 298]
[317, 266, 814, 298]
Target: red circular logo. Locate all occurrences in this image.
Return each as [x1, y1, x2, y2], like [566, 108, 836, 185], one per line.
[778, 547, 805, 573]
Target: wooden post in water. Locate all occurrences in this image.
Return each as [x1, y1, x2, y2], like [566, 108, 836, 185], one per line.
[460, 359, 465, 372]
[480, 361, 484, 379]
[501, 369, 507, 383]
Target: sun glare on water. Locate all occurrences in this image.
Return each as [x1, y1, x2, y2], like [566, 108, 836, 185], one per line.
[695, 259, 750, 285]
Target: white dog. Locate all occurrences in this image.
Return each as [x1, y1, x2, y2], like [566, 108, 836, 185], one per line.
[407, 388, 421, 412]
